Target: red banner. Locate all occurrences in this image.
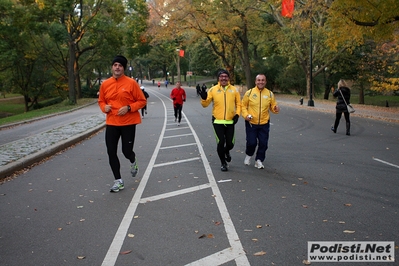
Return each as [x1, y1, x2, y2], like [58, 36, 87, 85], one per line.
[179, 49, 185, 57]
[282, 0, 295, 18]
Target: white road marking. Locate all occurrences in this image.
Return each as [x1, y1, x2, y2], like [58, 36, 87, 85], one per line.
[139, 183, 212, 203]
[163, 133, 193, 138]
[102, 90, 249, 266]
[160, 143, 197, 149]
[373, 157, 399, 169]
[153, 157, 201, 167]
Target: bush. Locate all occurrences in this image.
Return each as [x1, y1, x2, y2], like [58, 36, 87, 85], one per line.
[81, 85, 100, 98]
[32, 97, 63, 110]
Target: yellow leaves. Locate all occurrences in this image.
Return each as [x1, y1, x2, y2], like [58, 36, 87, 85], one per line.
[253, 251, 266, 256]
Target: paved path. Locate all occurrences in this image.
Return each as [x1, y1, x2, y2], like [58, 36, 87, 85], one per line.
[1, 85, 398, 180]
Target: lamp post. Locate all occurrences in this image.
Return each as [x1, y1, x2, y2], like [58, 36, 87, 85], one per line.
[308, 0, 314, 106]
[176, 48, 181, 83]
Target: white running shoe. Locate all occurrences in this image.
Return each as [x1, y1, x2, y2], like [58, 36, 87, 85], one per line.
[244, 155, 251, 165]
[254, 160, 264, 169]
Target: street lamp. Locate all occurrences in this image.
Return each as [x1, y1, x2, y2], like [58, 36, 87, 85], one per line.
[129, 66, 133, 78]
[176, 48, 181, 83]
[308, 0, 314, 106]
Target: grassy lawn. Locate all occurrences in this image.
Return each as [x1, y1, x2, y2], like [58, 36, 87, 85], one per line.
[0, 96, 97, 126]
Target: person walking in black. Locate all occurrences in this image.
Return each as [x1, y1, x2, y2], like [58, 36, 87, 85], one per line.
[331, 79, 351, 136]
[141, 86, 149, 118]
[196, 84, 201, 97]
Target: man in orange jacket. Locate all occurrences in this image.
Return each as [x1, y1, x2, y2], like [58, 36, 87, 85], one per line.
[98, 55, 147, 192]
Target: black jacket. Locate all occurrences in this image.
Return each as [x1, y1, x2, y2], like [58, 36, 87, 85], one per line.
[333, 86, 351, 111]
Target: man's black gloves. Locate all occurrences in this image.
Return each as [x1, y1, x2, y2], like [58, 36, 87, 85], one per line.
[200, 88, 207, 100]
[233, 114, 239, 124]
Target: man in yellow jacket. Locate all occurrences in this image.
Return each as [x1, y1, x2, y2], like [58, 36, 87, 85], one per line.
[241, 74, 280, 169]
[200, 70, 241, 172]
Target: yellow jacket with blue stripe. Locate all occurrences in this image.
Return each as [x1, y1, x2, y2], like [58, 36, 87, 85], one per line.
[241, 86, 278, 125]
[201, 83, 241, 124]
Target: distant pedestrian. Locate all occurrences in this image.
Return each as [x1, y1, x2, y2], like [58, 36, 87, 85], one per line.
[141, 86, 149, 118]
[170, 81, 186, 126]
[331, 79, 351, 135]
[200, 69, 241, 172]
[165, 80, 169, 88]
[98, 55, 147, 192]
[201, 83, 207, 92]
[196, 84, 201, 97]
[241, 74, 279, 169]
[157, 81, 161, 89]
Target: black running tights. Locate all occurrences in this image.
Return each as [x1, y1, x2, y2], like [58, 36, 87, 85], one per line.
[105, 125, 136, 180]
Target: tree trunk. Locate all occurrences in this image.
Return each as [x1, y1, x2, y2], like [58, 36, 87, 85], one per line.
[358, 82, 365, 104]
[68, 40, 76, 104]
[75, 59, 81, 99]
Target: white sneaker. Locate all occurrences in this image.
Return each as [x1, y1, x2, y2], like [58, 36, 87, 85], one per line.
[244, 155, 251, 165]
[254, 160, 264, 169]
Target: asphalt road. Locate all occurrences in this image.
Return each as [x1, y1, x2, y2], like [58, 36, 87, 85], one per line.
[1, 82, 398, 265]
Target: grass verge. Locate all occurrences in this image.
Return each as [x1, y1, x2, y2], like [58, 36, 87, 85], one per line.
[0, 98, 97, 127]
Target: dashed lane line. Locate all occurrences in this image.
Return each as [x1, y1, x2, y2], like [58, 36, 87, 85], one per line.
[101, 89, 249, 266]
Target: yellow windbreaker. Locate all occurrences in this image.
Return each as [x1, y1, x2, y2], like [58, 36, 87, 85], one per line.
[241, 86, 278, 125]
[201, 83, 241, 124]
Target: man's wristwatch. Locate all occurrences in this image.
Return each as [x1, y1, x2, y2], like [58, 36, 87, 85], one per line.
[127, 105, 131, 112]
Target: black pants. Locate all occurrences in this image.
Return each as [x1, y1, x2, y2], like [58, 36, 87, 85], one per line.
[213, 123, 235, 165]
[174, 103, 183, 122]
[334, 111, 350, 132]
[141, 105, 147, 116]
[105, 125, 136, 180]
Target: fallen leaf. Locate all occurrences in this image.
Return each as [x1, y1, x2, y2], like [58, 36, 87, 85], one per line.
[120, 250, 132, 255]
[89, 200, 94, 203]
[207, 234, 214, 238]
[198, 234, 206, 239]
[79, 219, 85, 222]
[265, 224, 270, 227]
[57, 228, 63, 231]
[66, 221, 72, 225]
[343, 230, 355, 234]
[302, 205, 308, 208]
[244, 229, 253, 232]
[128, 234, 135, 238]
[302, 259, 311, 265]
[322, 220, 328, 222]
[77, 206, 83, 209]
[133, 216, 139, 219]
[254, 251, 266, 256]
[77, 256, 86, 260]
[292, 184, 296, 186]
[214, 221, 221, 226]
[194, 230, 199, 234]
[256, 225, 262, 228]
[339, 221, 345, 224]
[252, 238, 258, 242]
[344, 203, 352, 207]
